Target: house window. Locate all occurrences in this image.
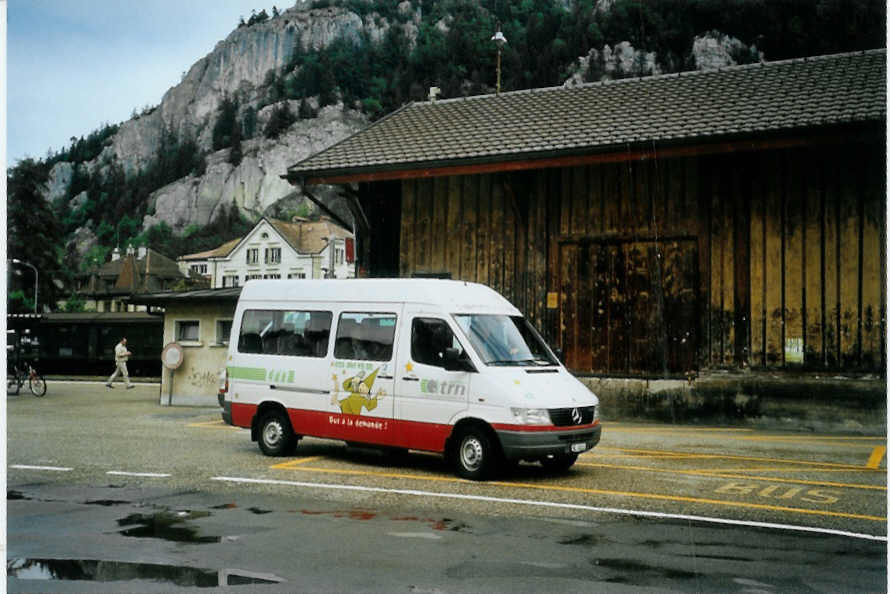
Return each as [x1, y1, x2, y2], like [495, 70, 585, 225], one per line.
[190, 263, 208, 275]
[175, 320, 200, 343]
[288, 271, 306, 279]
[246, 273, 263, 281]
[216, 319, 233, 345]
[246, 248, 259, 265]
[222, 275, 239, 288]
[263, 273, 281, 279]
[265, 247, 281, 264]
[335, 247, 344, 265]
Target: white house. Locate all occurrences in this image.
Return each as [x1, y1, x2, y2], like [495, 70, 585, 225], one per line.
[178, 217, 355, 288]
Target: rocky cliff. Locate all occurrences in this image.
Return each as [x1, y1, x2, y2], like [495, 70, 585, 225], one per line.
[49, 2, 413, 247]
[45, 1, 764, 257]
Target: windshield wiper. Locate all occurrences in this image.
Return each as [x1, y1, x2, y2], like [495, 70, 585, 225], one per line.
[515, 358, 557, 366]
[487, 358, 555, 367]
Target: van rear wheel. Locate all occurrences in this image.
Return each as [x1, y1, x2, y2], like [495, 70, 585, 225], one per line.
[453, 427, 496, 481]
[258, 410, 297, 456]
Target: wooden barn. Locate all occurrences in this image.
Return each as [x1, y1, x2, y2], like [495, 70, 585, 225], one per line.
[285, 50, 886, 378]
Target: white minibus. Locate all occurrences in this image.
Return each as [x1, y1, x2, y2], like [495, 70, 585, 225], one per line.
[221, 279, 601, 479]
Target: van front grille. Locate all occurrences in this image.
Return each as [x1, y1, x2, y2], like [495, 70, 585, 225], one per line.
[548, 406, 595, 426]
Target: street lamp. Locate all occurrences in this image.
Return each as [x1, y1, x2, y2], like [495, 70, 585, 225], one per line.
[11, 258, 38, 313]
[491, 28, 507, 95]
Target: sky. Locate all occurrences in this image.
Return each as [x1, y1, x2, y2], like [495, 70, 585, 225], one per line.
[7, 0, 284, 165]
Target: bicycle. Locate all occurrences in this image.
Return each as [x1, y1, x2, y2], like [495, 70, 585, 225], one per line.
[7, 361, 46, 397]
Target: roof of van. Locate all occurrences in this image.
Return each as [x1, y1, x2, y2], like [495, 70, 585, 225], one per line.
[238, 279, 520, 315]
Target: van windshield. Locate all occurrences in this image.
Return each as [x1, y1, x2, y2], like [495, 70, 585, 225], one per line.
[453, 315, 557, 367]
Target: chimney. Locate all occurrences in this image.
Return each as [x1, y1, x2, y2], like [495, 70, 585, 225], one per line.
[137, 246, 147, 259]
[428, 86, 441, 102]
[126, 244, 135, 256]
[111, 247, 121, 262]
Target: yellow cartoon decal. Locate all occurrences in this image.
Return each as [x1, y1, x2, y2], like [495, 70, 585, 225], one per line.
[330, 367, 386, 415]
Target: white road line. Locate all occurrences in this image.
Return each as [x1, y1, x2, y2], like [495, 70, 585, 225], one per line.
[45, 381, 161, 387]
[211, 476, 888, 543]
[387, 532, 442, 540]
[10, 464, 72, 472]
[106, 471, 171, 478]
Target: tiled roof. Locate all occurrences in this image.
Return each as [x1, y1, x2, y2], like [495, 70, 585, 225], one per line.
[179, 238, 241, 261]
[287, 50, 885, 180]
[78, 248, 190, 296]
[268, 218, 353, 255]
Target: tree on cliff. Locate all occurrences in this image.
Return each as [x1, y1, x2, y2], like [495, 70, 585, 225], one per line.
[7, 159, 66, 311]
[212, 95, 239, 150]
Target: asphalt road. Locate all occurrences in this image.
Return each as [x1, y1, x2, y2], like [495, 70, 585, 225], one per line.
[6, 382, 888, 592]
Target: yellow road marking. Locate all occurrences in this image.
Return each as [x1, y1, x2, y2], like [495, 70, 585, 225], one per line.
[594, 453, 729, 460]
[737, 437, 884, 449]
[608, 424, 754, 432]
[270, 456, 324, 469]
[599, 447, 878, 471]
[691, 466, 880, 474]
[187, 420, 239, 430]
[576, 461, 886, 491]
[866, 446, 886, 469]
[272, 463, 885, 522]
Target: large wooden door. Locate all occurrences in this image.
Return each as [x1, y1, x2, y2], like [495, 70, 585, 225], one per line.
[558, 238, 699, 376]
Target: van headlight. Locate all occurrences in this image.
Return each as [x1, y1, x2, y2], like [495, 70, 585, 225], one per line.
[593, 405, 599, 422]
[510, 407, 551, 425]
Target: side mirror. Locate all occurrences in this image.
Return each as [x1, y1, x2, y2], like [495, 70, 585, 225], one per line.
[443, 347, 474, 372]
[553, 348, 564, 363]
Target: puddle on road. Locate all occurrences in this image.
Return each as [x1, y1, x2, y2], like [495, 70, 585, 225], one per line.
[7, 558, 283, 587]
[247, 507, 272, 515]
[296, 509, 472, 533]
[559, 534, 600, 546]
[7, 490, 29, 500]
[85, 499, 130, 507]
[116, 511, 220, 544]
[594, 558, 698, 581]
[300, 509, 378, 521]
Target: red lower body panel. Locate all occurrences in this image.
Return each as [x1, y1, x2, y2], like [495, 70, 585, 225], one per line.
[230, 402, 597, 454]
[230, 402, 452, 452]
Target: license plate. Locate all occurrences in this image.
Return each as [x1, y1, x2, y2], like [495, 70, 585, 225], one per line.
[570, 442, 588, 453]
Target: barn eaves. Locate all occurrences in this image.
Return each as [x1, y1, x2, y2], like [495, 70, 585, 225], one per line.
[283, 49, 885, 186]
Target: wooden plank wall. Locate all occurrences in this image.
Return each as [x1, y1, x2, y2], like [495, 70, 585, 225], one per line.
[396, 142, 885, 374]
[742, 144, 884, 371]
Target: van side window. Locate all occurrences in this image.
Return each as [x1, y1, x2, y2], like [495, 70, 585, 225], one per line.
[411, 318, 463, 368]
[237, 310, 332, 357]
[334, 313, 396, 361]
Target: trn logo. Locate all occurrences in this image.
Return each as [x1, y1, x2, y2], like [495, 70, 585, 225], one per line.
[420, 379, 467, 396]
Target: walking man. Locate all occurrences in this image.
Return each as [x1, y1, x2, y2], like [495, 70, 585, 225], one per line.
[106, 337, 134, 389]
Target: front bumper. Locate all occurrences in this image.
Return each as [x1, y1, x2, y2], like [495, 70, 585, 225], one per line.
[496, 423, 602, 461]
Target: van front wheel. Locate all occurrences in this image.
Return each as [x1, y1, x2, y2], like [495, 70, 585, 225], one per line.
[454, 428, 496, 481]
[258, 410, 297, 456]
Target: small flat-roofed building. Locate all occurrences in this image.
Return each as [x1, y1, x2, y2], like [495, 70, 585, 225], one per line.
[129, 287, 242, 406]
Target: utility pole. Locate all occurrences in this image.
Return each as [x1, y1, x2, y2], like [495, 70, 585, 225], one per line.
[491, 28, 507, 95]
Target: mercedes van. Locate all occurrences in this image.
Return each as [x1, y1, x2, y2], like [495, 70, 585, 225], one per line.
[221, 279, 601, 480]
